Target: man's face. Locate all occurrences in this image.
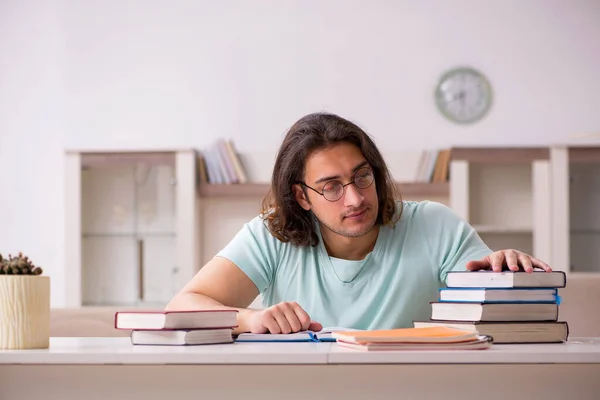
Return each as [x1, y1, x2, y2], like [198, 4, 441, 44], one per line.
[295, 142, 379, 238]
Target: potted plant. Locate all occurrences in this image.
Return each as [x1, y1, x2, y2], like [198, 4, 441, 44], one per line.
[0, 252, 50, 349]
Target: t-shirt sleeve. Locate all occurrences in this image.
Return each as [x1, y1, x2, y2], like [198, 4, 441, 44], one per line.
[215, 215, 281, 293]
[417, 201, 492, 284]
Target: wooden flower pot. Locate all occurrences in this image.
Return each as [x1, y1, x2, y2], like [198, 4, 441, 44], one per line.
[0, 275, 50, 349]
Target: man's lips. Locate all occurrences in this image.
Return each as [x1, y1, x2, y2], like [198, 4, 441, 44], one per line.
[344, 208, 368, 218]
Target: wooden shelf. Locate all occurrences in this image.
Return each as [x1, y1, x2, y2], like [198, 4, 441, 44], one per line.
[451, 147, 550, 163]
[472, 225, 533, 234]
[397, 182, 449, 197]
[198, 182, 449, 198]
[569, 147, 600, 163]
[79, 152, 177, 168]
[198, 183, 271, 197]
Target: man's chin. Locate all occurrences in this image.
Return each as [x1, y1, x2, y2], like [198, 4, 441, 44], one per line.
[341, 222, 376, 238]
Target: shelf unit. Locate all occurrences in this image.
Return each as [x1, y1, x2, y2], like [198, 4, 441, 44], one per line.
[550, 145, 600, 273]
[449, 147, 552, 264]
[64, 149, 201, 307]
[61, 144, 600, 310]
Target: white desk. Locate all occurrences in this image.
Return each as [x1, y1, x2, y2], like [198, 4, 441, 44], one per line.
[1, 337, 599, 400]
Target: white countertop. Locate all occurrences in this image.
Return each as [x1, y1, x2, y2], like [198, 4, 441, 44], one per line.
[330, 337, 600, 364]
[1, 337, 599, 365]
[0, 337, 331, 365]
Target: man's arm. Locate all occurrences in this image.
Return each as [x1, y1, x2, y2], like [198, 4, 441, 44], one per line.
[165, 256, 322, 335]
[165, 256, 260, 334]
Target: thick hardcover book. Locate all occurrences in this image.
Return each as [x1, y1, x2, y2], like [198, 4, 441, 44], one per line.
[430, 302, 559, 322]
[446, 271, 566, 288]
[114, 310, 238, 330]
[413, 320, 569, 344]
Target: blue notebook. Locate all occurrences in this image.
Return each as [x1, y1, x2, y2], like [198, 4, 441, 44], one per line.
[235, 327, 359, 342]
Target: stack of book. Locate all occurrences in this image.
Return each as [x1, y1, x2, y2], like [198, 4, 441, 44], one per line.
[331, 326, 493, 351]
[414, 271, 569, 344]
[114, 310, 238, 346]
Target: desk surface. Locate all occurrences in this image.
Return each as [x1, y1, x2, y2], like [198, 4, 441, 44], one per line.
[1, 337, 600, 365]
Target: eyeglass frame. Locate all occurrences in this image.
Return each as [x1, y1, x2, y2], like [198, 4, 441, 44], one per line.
[296, 166, 375, 202]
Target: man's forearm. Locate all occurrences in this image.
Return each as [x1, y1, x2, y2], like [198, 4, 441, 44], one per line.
[165, 292, 255, 335]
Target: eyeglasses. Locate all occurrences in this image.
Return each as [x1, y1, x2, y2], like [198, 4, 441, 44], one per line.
[298, 167, 375, 202]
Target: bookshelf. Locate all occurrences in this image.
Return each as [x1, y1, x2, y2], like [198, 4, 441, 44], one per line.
[64, 149, 201, 307]
[61, 144, 600, 312]
[449, 147, 552, 264]
[550, 145, 600, 274]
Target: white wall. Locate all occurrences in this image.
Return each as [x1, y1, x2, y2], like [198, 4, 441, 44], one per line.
[1, 0, 599, 306]
[0, 0, 67, 303]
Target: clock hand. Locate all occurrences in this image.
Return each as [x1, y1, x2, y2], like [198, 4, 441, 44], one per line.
[458, 91, 466, 106]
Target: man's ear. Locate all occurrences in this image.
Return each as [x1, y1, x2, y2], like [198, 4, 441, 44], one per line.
[293, 184, 311, 211]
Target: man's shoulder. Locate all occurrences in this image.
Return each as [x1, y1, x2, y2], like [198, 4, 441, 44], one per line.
[398, 199, 453, 219]
[243, 214, 308, 250]
[244, 213, 276, 236]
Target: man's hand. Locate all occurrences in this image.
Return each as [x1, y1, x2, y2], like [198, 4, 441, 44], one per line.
[245, 301, 323, 334]
[465, 249, 552, 273]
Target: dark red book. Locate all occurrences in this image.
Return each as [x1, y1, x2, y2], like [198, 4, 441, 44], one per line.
[114, 310, 238, 330]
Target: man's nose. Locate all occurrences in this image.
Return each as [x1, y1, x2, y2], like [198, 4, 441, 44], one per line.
[343, 183, 364, 207]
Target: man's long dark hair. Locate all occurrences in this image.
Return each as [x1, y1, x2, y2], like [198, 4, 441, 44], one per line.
[261, 112, 401, 246]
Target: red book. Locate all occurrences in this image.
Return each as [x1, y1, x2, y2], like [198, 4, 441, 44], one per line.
[114, 310, 238, 330]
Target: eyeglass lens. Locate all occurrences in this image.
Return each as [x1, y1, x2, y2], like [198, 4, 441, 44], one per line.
[321, 168, 374, 201]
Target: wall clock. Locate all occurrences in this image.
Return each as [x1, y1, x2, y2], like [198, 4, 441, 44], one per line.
[434, 67, 493, 124]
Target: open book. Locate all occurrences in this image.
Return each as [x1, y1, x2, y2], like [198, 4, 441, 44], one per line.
[235, 327, 360, 342]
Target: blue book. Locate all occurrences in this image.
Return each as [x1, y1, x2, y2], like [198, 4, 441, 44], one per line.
[438, 287, 561, 304]
[235, 327, 359, 343]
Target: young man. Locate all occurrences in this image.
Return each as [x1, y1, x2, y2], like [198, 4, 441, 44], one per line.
[166, 112, 552, 334]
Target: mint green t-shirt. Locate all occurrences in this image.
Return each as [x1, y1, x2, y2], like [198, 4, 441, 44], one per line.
[217, 201, 491, 330]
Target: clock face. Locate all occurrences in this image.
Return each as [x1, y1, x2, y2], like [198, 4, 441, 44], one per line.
[435, 67, 492, 124]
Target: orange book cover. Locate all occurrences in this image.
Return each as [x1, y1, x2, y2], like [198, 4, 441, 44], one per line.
[331, 326, 478, 344]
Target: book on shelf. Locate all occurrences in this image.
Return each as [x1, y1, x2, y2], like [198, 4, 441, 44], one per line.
[114, 310, 238, 330]
[413, 321, 569, 344]
[216, 139, 238, 184]
[200, 139, 249, 185]
[438, 287, 560, 303]
[236, 327, 359, 342]
[197, 153, 209, 184]
[414, 148, 451, 183]
[331, 326, 493, 351]
[224, 140, 248, 184]
[414, 149, 431, 182]
[446, 270, 566, 288]
[432, 148, 451, 183]
[212, 141, 231, 184]
[130, 328, 234, 346]
[430, 302, 559, 322]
